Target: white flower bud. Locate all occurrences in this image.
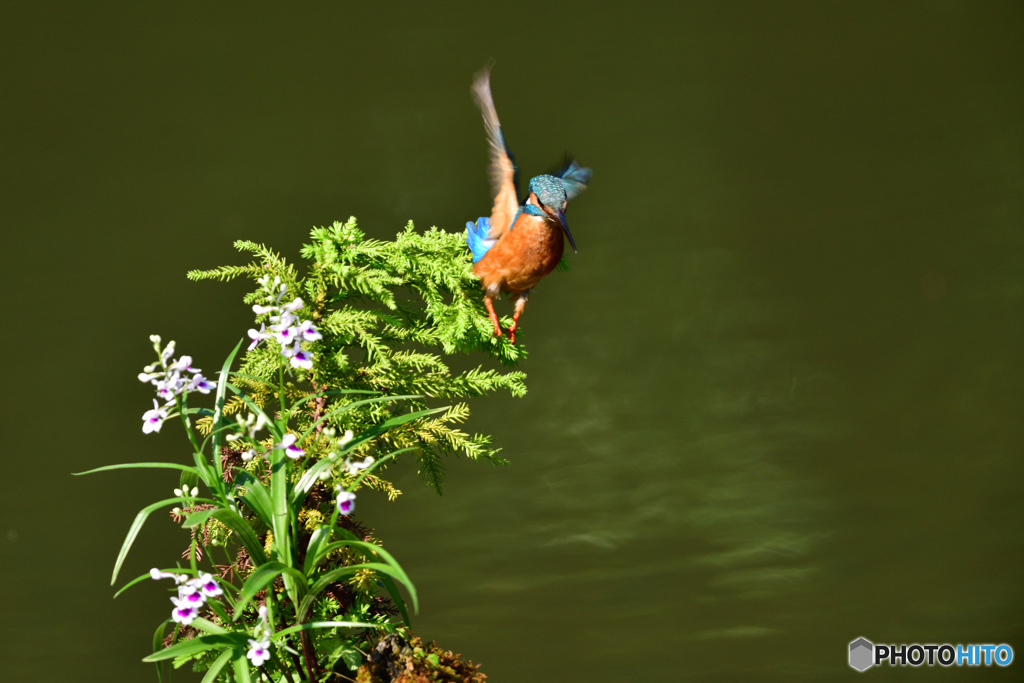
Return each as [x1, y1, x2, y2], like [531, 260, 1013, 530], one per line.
[339, 429, 355, 447]
[318, 468, 333, 481]
[149, 335, 161, 343]
[190, 487, 199, 497]
[173, 488, 183, 497]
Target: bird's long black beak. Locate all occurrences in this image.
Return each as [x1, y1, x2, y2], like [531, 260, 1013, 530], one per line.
[555, 210, 577, 253]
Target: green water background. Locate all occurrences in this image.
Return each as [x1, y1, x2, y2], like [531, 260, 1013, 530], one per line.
[1, 2, 1021, 680]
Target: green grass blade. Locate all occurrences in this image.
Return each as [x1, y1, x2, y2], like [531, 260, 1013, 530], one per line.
[232, 562, 307, 621]
[234, 471, 273, 527]
[114, 566, 200, 598]
[143, 634, 245, 662]
[378, 574, 412, 628]
[110, 497, 216, 585]
[296, 394, 421, 444]
[232, 647, 252, 683]
[345, 447, 415, 492]
[208, 508, 268, 567]
[191, 617, 229, 635]
[183, 508, 217, 529]
[211, 339, 245, 483]
[325, 536, 416, 618]
[291, 446, 416, 505]
[341, 406, 448, 455]
[267, 447, 292, 573]
[303, 527, 331, 576]
[224, 382, 282, 440]
[307, 539, 411, 589]
[273, 621, 377, 638]
[200, 649, 232, 683]
[152, 621, 169, 683]
[182, 407, 215, 416]
[298, 562, 416, 621]
[73, 462, 201, 477]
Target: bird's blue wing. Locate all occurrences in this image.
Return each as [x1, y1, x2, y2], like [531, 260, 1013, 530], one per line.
[472, 64, 519, 238]
[557, 159, 592, 203]
[466, 217, 498, 263]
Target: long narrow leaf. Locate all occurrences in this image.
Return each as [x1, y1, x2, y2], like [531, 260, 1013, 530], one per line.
[296, 395, 421, 444]
[110, 497, 217, 585]
[298, 562, 416, 621]
[211, 339, 245, 483]
[201, 649, 233, 683]
[346, 447, 414, 492]
[292, 447, 416, 505]
[191, 617, 228, 635]
[323, 535, 416, 624]
[152, 621, 169, 683]
[142, 634, 245, 662]
[208, 508, 269, 567]
[267, 446, 293, 584]
[274, 621, 378, 638]
[73, 462, 201, 477]
[303, 527, 331, 576]
[346, 406, 448, 453]
[114, 567, 199, 599]
[182, 508, 216, 529]
[234, 471, 273, 527]
[232, 562, 307, 621]
[232, 647, 252, 683]
[224, 382, 281, 441]
[378, 574, 412, 628]
[308, 539, 410, 587]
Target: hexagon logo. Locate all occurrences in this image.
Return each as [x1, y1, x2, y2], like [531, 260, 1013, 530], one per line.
[849, 637, 874, 671]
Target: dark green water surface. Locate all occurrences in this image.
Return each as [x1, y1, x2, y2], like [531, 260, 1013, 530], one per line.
[1, 2, 1021, 681]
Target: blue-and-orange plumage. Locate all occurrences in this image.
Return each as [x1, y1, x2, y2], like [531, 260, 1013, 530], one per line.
[466, 65, 592, 343]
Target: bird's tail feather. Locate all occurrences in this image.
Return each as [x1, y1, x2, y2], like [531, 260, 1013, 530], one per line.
[556, 158, 592, 202]
[466, 217, 497, 263]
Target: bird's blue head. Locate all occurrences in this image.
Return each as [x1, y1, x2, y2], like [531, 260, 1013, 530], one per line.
[528, 175, 568, 212]
[528, 174, 576, 252]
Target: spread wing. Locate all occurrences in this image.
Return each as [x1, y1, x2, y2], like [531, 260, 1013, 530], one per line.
[471, 64, 520, 240]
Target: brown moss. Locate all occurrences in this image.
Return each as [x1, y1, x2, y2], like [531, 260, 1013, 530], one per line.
[356, 634, 486, 683]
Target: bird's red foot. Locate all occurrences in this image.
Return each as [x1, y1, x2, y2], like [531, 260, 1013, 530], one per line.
[508, 323, 518, 344]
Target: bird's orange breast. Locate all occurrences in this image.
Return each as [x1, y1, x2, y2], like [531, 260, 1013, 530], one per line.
[472, 213, 564, 294]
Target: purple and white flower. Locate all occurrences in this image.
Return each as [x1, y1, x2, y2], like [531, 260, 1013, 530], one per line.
[296, 319, 322, 342]
[170, 596, 199, 625]
[189, 374, 216, 394]
[247, 638, 272, 667]
[142, 399, 168, 434]
[193, 572, 223, 598]
[336, 489, 356, 516]
[343, 456, 375, 476]
[150, 568, 189, 584]
[274, 325, 298, 346]
[139, 337, 217, 429]
[275, 433, 304, 459]
[289, 347, 314, 370]
[177, 584, 206, 608]
[248, 281, 320, 370]
[247, 323, 269, 351]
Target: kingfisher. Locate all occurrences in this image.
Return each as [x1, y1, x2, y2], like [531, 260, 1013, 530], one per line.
[465, 65, 591, 344]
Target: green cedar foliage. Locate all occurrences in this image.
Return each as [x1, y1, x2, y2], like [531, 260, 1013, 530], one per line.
[187, 217, 527, 494]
